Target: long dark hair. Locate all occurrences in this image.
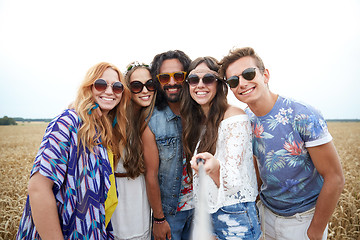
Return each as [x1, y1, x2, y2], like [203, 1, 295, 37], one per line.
[180, 56, 228, 178]
[123, 63, 156, 178]
[150, 50, 191, 110]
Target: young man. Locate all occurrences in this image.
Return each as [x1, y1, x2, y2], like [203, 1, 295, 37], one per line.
[219, 47, 345, 240]
[142, 50, 193, 240]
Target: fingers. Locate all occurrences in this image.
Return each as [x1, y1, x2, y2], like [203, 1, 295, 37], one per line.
[167, 230, 172, 240]
[191, 152, 220, 176]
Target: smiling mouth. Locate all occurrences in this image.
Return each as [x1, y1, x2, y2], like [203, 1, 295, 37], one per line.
[139, 95, 151, 100]
[167, 88, 178, 93]
[241, 87, 254, 95]
[196, 91, 208, 96]
[163, 84, 182, 92]
[100, 96, 115, 101]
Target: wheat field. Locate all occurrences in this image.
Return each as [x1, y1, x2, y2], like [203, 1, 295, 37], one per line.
[0, 122, 359, 239]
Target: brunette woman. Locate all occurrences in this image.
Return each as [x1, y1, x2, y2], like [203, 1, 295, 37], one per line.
[111, 62, 156, 240]
[180, 57, 261, 240]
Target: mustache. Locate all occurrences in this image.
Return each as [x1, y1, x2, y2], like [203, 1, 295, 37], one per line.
[163, 84, 182, 91]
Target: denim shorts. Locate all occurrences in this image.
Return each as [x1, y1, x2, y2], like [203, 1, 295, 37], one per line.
[211, 202, 261, 240]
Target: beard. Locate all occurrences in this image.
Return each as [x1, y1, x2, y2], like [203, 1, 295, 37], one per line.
[163, 84, 182, 103]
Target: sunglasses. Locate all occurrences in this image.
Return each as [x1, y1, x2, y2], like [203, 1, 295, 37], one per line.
[129, 79, 156, 94]
[93, 79, 124, 94]
[226, 68, 258, 88]
[186, 73, 218, 87]
[156, 71, 186, 85]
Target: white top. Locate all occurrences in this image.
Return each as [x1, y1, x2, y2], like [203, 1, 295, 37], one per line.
[112, 158, 151, 240]
[193, 114, 258, 214]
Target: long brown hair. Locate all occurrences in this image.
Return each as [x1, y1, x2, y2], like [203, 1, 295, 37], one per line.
[180, 57, 228, 178]
[73, 62, 130, 161]
[123, 62, 157, 178]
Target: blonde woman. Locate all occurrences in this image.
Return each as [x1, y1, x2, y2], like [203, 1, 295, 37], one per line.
[17, 62, 130, 239]
[112, 62, 156, 240]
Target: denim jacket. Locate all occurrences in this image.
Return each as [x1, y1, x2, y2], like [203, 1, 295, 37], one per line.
[148, 105, 183, 216]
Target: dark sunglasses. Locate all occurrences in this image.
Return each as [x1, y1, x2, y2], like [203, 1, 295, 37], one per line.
[186, 73, 218, 86]
[156, 71, 186, 85]
[93, 79, 124, 94]
[129, 79, 156, 94]
[226, 67, 258, 88]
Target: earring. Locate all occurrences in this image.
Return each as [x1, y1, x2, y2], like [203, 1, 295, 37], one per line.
[88, 103, 99, 115]
[112, 116, 117, 127]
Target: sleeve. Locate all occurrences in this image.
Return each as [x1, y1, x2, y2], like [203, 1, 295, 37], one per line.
[213, 115, 256, 205]
[30, 110, 79, 190]
[294, 106, 333, 148]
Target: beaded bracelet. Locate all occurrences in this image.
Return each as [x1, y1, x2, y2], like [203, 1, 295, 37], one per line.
[153, 219, 166, 224]
[153, 216, 166, 224]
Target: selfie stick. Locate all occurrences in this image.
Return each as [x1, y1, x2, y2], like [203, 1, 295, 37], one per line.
[191, 158, 213, 240]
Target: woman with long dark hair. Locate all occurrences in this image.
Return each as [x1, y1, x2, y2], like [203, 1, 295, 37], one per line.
[111, 62, 156, 240]
[180, 57, 261, 239]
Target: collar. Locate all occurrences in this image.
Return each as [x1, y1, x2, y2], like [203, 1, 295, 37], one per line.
[164, 105, 180, 121]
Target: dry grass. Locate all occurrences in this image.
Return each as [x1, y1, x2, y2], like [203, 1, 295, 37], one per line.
[0, 122, 47, 240]
[327, 122, 360, 239]
[0, 122, 359, 239]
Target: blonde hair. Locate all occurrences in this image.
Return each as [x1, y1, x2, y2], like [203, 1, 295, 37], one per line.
[73, 62, 130, 161]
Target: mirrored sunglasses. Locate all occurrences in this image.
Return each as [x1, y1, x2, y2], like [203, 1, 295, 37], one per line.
[226, 67, 257, 88]
[186, 73, 218, 87]
[156, 71, 186, 85]
[129, 79, 156, 94]
[93, 79, 124, 94]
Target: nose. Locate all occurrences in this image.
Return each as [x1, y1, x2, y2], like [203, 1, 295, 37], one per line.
[238, 76, 248, 88]
[168, 76, 177, 85]
[197, 79, 206, 88]
[104, 84, 113, 94]
[141, 86, 149, 93]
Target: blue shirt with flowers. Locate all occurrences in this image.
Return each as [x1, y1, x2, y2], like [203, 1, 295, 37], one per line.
[245, 95, 332, 216]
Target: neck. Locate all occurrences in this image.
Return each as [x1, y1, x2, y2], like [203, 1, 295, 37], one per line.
[168, 101, 180, 116]
[201, 105, 210, 118]
[248, 92, 278, 117]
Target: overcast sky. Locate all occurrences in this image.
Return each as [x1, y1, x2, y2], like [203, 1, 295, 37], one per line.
[0, 0, 359, 119]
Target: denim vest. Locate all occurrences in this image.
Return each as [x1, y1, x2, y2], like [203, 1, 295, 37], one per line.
[148, 105, 183, 216]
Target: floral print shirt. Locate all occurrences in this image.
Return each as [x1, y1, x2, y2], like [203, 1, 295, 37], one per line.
[246, 96, 332, 216]
[177, 153, 194, 211]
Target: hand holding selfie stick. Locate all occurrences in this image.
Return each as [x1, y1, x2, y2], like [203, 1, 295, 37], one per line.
[191, 157, 213, 240]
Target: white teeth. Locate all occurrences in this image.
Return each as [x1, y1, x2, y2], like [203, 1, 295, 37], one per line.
[101, 97, 114, 101]
[241, 88, 253, 95]
[196, 92, 207, 95]
[167, 88, 177, 92]
[140, 96, 150, 100]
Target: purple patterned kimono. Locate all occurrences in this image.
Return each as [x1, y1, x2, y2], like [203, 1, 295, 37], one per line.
[16, 109, 114, 240]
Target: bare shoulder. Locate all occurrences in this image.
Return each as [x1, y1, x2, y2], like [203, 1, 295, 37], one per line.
[142, 125, 155, 142]
[224, 105, 246, 119]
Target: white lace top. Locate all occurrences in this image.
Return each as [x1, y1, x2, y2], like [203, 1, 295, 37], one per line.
[193, 114, 258, 214]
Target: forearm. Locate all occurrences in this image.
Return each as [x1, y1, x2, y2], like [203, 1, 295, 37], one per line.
[208, 164, 220, 187]
[307, 141, 345, 239]
[308, 175, 344, 236]
[29, 187, 63, 239]
[145, 173, 165, 218]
